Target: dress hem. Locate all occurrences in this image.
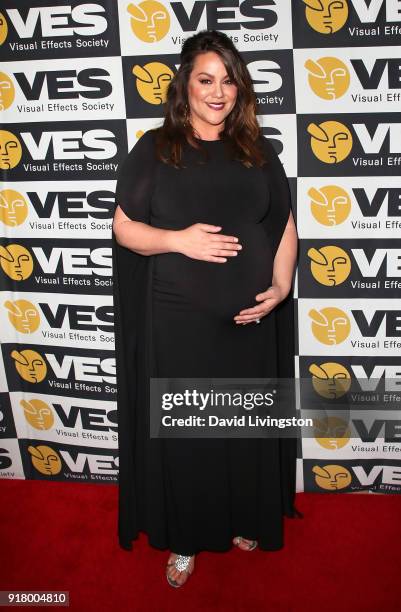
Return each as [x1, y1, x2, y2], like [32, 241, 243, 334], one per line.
[118, 506, 304, 554]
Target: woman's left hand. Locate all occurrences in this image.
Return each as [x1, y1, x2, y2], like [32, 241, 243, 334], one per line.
[233, 285, 289, 325]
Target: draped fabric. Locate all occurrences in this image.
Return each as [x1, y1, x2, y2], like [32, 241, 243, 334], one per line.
[111, 130, 302, 553]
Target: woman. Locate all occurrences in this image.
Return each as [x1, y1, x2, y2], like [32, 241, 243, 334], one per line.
[112, 29, 300, 588]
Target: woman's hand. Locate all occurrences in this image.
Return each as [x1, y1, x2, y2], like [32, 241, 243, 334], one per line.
[233, 285, 290, 325]
[171, 223, 242, 263]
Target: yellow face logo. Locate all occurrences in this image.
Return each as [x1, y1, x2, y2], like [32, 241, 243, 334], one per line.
[21, 398, 54, 430]
[309, 361, 351, 399]
[11, 349, 47, 383]
[0, 72, 15, 110]
[132, 62, 174, 104]
[304, 0, 348, 34]
[4, 299, 40, 333]
[0, 244, 33, 280]
[0, 12, 8, 46]
[305, 57, 350, 99]
[0, 189, 28, 226]
[309, 307, 350, 344]
[28, 445, 62, 475]
[313, 416, 351, 449]
[127, 1, 170, 42]
[0, 130, 22, 169]
[307, 245, 351, 286]
[312, 464, 352, 490]
[307, 121, 353, 164]
[309, 185, 351, 226]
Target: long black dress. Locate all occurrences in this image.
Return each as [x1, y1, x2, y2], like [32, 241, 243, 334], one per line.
[112, 129, 301, 556]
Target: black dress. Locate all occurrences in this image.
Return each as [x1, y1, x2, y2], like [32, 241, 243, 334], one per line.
[111, 129, 301, 556]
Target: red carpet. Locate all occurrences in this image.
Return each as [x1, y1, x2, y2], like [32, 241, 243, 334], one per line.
[0, 480, 399, 611]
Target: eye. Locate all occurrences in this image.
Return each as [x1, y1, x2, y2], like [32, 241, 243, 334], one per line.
[198, 78, 235, 85]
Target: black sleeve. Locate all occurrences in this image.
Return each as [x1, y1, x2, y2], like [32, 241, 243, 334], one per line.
[260, 135, 293, 259]
[114, 129, 157, 223]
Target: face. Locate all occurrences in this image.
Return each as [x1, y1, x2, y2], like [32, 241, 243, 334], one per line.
[187, 51, 238, 137]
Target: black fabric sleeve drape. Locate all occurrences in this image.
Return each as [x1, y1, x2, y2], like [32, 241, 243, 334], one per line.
[111, 130, 157, 549]
[259, 135, 302, 519]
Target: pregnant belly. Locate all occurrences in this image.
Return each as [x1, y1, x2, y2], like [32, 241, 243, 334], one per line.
[152, 223, 273, 320]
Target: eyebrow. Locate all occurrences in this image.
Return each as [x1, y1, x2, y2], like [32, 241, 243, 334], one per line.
[196, 72, 230, 79]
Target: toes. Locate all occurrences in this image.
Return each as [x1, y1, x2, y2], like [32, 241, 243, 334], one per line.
[166, 554, 194, 586]
[176, 572, 188, 586]
[233, 537, 256, 550]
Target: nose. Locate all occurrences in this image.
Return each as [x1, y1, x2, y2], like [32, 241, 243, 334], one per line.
[212, 82, 224, 98]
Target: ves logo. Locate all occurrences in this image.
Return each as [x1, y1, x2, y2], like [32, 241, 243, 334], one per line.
[307, 121, 353, 163]
[0, 190, 28, 226]
[21, 398, 54, 429]
[308, 186, 351, 226]
[28, 444, 62, 475]
[0, 130, 23, 169]
[4, 299, 40, 333]
[309, 362, 352, 398]
[313, 416, 351, 449]
[127, 1, 170, 42]
[132, 61, 174, 104]
[303, 0, 349, 34]
[305, 57, 350, 99]
[0, 71, 15, 110]
[11, 349, 47, 383]
[0, 244, 33, 280]
[312, 464, 352, 489]
[308, 307, 351, 344]
[0, 12, 8, 45]
[307, 245, 351, 286]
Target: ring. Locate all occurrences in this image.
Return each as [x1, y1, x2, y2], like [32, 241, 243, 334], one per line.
[255, 319, 261, 324]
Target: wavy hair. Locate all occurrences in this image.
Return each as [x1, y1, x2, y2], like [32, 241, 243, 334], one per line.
[153, 30, 266, 169]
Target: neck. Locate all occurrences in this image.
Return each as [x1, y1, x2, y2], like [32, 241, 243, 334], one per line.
[190, 120, 224, 141]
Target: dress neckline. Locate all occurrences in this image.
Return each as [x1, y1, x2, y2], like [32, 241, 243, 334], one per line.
[193, 136, 223, 143]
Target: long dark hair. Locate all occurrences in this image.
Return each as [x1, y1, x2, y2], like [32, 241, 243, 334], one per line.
[154, 30, 266, 169]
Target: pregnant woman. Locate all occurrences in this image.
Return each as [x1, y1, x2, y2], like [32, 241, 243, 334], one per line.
[112, 30, 300, 587]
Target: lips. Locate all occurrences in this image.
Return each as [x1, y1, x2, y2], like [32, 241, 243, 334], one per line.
[207, 102, 225, 110]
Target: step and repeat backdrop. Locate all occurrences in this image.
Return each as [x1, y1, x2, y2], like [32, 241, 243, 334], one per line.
[1, 0, 400, 494]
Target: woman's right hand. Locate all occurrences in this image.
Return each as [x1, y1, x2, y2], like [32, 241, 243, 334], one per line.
[171, 223, 242, 263]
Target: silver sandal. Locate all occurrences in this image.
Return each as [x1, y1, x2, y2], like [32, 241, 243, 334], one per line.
[166, 554, 195, 588]
[233, 536, 258, 551]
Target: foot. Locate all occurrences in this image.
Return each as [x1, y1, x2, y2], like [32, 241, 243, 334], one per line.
[233, 536, 258, 551]
[166, 552, 195, 587]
